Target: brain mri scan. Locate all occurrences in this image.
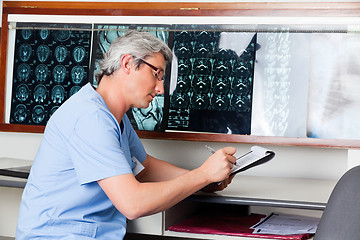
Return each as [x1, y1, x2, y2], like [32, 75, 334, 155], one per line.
[10, 23, 91, 125]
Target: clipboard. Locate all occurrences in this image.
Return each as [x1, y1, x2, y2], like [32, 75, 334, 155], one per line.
[230, 146, 275, 176]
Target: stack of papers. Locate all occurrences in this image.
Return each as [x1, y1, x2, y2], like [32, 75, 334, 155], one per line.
[251, 213, 320, 235]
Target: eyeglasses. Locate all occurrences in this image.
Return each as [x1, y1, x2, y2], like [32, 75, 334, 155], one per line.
[139, 58, 165, 82]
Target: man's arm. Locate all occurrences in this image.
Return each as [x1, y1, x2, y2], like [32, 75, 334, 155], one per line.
[135, 155, 189, 182]
[98, 147, 236, 220]
[136, 154, 234, 191]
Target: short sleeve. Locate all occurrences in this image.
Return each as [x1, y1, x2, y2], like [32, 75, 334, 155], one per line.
[67, 110, 133, 185]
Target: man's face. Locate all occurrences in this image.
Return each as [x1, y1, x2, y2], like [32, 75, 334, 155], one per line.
[129, 52, 166, 109]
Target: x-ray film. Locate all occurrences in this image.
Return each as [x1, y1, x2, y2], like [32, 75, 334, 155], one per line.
[10, 23, 92, 125]
[168, 25, 256, 134]
[91, 24, 170, 132]
[252, 30, 310, 137]
[307, 33, 360, 140]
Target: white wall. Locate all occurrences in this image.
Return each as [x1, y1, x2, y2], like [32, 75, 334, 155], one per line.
[1, 0, 360, 237]
[0, 132, 42, 237]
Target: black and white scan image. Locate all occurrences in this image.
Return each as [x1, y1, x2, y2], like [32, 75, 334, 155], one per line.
[252, 30, 310, 137]
[92, 24, 169, 131]
[307, 33, 360, 140]
[10, 23, 92, 125]
[168, 25, 256, 134]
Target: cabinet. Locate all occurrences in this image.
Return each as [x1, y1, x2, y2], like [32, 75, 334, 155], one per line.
[162, 176, 335, 239]
[1, 157, 337, 239]
[125, 175, 337, 239]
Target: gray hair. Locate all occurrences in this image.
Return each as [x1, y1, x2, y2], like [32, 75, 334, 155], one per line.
[95, 30, 173, 83]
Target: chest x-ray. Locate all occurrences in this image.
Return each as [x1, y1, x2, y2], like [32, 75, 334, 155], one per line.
[307, 33, 360, 140]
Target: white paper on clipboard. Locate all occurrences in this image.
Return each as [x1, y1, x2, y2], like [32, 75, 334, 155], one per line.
[230, 146, 275, 175]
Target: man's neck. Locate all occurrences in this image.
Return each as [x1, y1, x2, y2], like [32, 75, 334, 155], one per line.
[96, 76, 129, 124]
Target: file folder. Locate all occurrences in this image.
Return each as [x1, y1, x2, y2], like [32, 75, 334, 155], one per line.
[168, 212, 313, 239]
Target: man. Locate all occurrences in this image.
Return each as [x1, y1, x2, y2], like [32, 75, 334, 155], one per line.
[16, 30, 236, 239]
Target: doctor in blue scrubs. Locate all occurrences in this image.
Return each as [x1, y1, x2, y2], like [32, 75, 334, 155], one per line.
[16, 30, 237, 239]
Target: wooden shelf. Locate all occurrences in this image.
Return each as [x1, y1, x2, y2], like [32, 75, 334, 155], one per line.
[138, 130, 360, 149]
[3, 1, 360, 17]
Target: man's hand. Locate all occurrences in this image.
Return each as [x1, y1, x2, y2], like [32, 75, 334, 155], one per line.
[201, 174, 235, 192]
[197, 147, 237, 185]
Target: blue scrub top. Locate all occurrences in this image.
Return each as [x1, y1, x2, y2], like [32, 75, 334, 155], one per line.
[16, 83, 147, 239]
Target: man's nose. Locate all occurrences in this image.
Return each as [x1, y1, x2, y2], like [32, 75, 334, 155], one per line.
[155, 80, 164, 95]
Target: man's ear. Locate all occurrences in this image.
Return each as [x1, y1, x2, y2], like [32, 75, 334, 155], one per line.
[120, 54, 134, 74]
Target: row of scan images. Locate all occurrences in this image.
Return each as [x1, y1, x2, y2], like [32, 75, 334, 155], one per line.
[10, 23, 256, 135]
[9, 23, 360, 139]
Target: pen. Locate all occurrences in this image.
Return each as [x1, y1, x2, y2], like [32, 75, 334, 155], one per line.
[205, 145, 216, 154]
[205, 145, 237, 166]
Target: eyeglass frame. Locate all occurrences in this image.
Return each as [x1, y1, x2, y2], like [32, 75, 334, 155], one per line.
[138, 58, 165, 82]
